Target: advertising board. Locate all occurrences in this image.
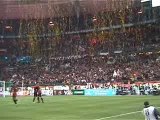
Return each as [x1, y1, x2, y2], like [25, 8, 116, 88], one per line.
[72, 90, 85, 95]
[84, 89, 116, 96]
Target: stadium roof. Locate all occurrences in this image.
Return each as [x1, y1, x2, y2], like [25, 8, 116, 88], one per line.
[0, 0, 139, 19]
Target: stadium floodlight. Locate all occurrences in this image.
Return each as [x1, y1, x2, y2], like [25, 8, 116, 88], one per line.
[0, 81, 5, 98]
[152, 0, 160, 7]
[141, 0, 150, 2]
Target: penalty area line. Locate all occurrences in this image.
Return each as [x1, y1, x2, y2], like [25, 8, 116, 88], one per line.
[95, 107, 160, 120]
[95, 111, 141, 120]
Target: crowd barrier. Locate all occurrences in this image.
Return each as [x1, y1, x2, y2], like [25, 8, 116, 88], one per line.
[1, 82, 160, 96]
[1, 89, 116, 96]
[1, 89, 160, 96]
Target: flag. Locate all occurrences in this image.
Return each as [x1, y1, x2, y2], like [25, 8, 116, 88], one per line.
[113, 70, 117, 77]
[118, 9, 125, 32]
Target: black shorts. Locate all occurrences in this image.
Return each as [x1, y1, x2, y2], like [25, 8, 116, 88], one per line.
[34, 92, 38, 97]
[38, 93, 42, 97]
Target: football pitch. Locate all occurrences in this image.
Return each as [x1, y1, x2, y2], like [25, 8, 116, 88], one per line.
[0, 96, 160, 120]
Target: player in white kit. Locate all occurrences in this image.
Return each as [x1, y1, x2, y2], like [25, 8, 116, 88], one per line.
[143, 101, 160, 120]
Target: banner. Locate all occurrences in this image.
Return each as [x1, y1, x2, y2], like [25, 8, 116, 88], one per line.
[84, 89, 116, 96]
[0, 91, 10, 96]
[42, 90, 53, 96]
[72, 90, 85, 95]
[54, 86, 69, 90]
[30, 90, 53, 96]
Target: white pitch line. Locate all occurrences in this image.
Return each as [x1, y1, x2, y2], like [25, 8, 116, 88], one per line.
[95, 107, 160, 120]
[95, 111, 141, 120]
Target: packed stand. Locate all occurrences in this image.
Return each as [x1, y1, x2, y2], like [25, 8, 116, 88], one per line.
[1, 52, 160, 87]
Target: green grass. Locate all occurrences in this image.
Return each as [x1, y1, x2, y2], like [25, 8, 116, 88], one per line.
[0, 96, 160, 120]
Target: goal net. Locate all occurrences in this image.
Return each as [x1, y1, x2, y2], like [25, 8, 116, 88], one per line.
[0, 81, 5, 97]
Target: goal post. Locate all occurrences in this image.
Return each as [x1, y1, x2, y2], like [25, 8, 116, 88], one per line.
[0, 81, 5, 98]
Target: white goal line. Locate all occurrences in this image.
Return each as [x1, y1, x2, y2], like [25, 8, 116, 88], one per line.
[95, 107, 160, 120]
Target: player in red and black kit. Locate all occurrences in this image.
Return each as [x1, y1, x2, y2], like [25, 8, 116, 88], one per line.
[11, 85, 18, 104]
[37, 88, 44, 103]
[33, 84, 40, 103]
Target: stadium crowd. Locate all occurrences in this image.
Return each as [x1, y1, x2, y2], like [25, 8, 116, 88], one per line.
[1, 23, 160, 87]
[1, 52, 160, 87]
[0, 1, 159, 87]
